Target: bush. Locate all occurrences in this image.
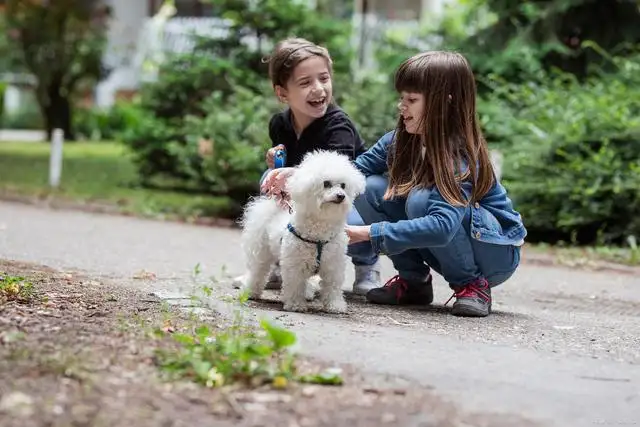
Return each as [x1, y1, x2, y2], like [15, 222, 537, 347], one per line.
[74, 101, 144, 141]
[123, 0, 354, 204]
[1, 95, 44, 130]
[181, 84, 281, 195]
[491, 54, 640, 245]
[121, 53, 251, 188]
[336, 74, 398, 147]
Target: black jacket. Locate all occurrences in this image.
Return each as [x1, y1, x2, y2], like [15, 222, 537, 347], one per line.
[268, 104, 366, 167]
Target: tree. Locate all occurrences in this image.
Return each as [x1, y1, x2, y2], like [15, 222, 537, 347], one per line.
[4, 0, 111, 140]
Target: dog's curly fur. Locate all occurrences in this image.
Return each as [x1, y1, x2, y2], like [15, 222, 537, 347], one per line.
[239, 151, 366, 313]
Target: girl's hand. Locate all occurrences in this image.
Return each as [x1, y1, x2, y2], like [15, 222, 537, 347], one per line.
[345, 225, 372, 245]
[265, 144, 285, 169]
[261, 167, 295, 197]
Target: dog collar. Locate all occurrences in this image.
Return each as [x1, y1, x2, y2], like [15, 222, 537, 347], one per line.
[286, 223, 329, 274]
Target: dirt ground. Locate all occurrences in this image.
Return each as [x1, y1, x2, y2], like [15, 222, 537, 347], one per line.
[0, 259, 539, 427]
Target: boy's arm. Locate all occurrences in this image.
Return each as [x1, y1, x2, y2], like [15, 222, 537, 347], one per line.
[352, 130, 394, 177]
[326, 123, 361, 160]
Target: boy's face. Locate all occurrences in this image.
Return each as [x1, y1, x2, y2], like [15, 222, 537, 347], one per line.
[276, 56, 332, 122]
[398, 91, 425, 135]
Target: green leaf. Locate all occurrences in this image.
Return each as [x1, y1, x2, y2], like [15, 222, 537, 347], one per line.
[260, 319, 297, 350]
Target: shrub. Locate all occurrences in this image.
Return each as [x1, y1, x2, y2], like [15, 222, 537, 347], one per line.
[181, 84, 282, 195]
[121, 53, 246, 186]
[74, 101, 144, 141]
[491, 54, 640, 244]
[335, 74, 398, 147]
[123, 0, 354, 203]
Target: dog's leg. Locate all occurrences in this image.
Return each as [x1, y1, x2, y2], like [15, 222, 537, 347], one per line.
[243, 244, 276, 301]
[279, 259, 311, 313]
[318, 259, 348, 314]
[304, 276, 321, 301]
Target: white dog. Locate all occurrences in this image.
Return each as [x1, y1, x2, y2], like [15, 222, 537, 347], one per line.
[238, 150, 366, 313]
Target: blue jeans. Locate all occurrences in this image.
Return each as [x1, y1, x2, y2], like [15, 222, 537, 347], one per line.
[259, 169, 378, 267]
[354, 175, 520, 287]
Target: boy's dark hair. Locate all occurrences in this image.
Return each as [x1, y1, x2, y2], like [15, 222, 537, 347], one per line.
[264, 38, 333, 88]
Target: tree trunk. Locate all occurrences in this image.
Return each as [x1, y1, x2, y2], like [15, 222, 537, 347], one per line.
[43, 83, 74, 141]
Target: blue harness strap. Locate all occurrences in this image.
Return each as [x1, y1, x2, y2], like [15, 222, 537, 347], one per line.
[286, 223, 328, 274]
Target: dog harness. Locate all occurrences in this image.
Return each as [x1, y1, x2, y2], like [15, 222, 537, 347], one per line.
[286, 223, 328, 274]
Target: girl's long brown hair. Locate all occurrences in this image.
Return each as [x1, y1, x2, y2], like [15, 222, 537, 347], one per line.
[384, 51, 495, 206]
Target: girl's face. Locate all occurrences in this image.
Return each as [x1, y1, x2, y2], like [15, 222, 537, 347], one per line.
[398, 91, 424, 134]
[276, 56, 332, 125]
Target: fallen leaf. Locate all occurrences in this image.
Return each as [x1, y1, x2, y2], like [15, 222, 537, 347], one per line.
[133, 270, 157, 280]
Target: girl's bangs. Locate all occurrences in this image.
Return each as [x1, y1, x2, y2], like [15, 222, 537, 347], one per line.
[394, 58, 427, 93]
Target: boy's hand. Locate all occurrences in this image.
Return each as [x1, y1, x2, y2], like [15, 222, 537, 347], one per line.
[266, 144, 285, 169]
[261, 167, 295, 196]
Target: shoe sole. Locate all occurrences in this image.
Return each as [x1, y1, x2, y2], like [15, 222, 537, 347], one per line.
[451, 301, 491, 317]
[365, 296, 434, 306]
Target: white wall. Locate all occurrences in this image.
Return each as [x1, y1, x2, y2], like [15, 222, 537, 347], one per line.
[95, 0, 148, 108]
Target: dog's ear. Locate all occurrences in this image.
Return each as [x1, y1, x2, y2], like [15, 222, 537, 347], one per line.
[284, 168, 303, 198]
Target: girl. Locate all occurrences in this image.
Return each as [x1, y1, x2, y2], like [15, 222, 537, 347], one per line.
[257, 37, 382, 296]
[345, 51, 527, 317]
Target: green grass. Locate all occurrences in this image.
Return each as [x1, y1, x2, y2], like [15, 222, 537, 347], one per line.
[0, 141, 233, 220]
[526, 242, 640, 268]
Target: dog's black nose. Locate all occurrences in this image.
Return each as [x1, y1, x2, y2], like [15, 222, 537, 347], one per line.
[335, 194, 345, 202]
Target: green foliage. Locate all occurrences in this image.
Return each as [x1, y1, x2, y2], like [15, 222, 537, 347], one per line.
[0, 91, 44, 130]
[74, 101, 144, 141]
[335, 74, 398, 146]
[156, 318, 298, 388]
[489, 53, 640, 244]
[155, 279, 344, 389]
[181, 85, 281, 194]
[124, 0, 353, 200]
[0, 274, 35, 304]
[376, 0, 640, 86]
[199, 0, 353, 77]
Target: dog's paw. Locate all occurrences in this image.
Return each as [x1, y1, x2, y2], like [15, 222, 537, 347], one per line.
[245, 288, 263, 301]
[282, 301, 308, 313]
[304, 286, 317, 301]
[322, 298, 348, 314]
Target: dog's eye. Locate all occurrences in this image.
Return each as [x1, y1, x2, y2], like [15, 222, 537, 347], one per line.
[340, 183, 346, 189]
[323, 180, 332, 188]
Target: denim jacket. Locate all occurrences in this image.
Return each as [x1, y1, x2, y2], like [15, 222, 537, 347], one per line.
[354, 130, 527, 256]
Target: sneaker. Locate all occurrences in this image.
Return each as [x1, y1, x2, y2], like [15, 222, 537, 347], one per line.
[264, 263, 282, 290]
[366, 274, 434, 305]
[352, 263, 382, 296]
[447, 278, 491, 317]
[231, 264, 282, 290]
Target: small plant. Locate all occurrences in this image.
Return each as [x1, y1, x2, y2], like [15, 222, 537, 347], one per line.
[155, 317, 298, 388]
[155, 270, 343, 389]
[0, 274, 35, 304]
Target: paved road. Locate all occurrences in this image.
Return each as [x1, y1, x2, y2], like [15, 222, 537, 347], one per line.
[1, 201, 638, 426]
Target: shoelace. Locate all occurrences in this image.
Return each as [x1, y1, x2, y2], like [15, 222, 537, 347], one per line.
[444, 280, 490, 306]
[383, 275, 408, 300]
